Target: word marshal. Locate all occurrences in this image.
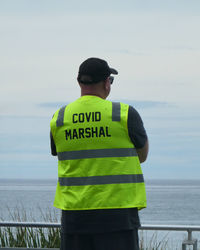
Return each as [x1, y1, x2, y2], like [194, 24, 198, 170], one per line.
[65, 112, 111, 140]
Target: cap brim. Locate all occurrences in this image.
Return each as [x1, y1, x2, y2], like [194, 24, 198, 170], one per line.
[110, 68, 118, 75]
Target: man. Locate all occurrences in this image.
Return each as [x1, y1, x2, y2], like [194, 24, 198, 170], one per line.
[50, 57, 149, 250]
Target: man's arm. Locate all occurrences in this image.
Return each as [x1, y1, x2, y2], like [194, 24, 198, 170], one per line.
[136, 140, 149, 163]
[50, 132, 57, 156]
[128, 106, 149, 163]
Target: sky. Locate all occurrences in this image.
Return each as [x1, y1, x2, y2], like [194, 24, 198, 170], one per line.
[0, 0, 200, 179]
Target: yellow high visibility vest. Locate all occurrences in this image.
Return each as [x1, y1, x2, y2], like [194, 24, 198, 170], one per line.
[50, 95, 146, 210]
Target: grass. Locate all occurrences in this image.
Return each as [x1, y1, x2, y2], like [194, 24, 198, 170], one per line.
[0, 225, 60, 248]
[139, 230, 179, 250]
[0, 207, 179, 249]
[0, 206, 60, 248]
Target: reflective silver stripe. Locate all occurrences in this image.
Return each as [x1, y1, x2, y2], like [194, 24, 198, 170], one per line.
[59, 174, 144, 186]
[56, 106, 67, 127]
[112, 102, 121, 121]
[58, 148, 137, 160]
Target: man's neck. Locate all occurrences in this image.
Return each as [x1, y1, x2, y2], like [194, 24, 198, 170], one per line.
[81, 91, 105, 99]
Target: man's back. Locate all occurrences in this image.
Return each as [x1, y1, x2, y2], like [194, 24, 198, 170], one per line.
[50, 57, 148, 250]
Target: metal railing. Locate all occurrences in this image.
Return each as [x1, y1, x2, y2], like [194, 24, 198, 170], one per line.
[0, 221, 200, 250]
[141, 224, 199, 250]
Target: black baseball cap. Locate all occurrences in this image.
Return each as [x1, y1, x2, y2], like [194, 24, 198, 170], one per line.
[77, 57, 118, 84]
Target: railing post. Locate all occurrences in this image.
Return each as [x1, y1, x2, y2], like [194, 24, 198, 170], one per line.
[182, 244, 186, 250]
[182, 229, 198, 250]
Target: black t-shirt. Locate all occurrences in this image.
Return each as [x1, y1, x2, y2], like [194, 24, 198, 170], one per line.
[50, 105, 147, 234]
[61, 208, 140, 234]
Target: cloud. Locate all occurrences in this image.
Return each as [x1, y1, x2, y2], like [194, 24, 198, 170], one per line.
[163, 46, 199, 52]
[38, 100, 169, 110]
[118, 100, 169, 109]
[107, 49, 147, 56]
[1, 0, 199, 15]
[38, 102, 68, 109]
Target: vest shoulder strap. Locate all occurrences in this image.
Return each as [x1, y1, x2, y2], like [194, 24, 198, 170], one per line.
[112, 102, 121, 121]
[56, 105, 67, 127]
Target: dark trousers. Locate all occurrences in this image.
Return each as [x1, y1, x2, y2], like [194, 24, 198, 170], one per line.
[61, 229, 139, 250]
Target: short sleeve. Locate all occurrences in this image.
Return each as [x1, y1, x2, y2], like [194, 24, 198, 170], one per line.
[128, 106, 147, 149]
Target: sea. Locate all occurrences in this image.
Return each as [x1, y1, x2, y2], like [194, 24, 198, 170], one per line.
[0, 179, 200, 249]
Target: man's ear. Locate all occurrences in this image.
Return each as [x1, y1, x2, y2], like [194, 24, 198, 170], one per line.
[104, 78, 110, 90]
